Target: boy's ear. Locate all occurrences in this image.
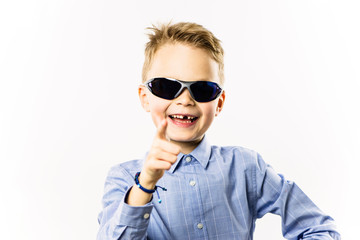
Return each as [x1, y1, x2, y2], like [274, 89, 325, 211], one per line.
[215, 90, 225, 117]
[138, 85, 150, 112]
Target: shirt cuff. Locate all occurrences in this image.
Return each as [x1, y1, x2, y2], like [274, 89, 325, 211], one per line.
[114, 186, 154, 228]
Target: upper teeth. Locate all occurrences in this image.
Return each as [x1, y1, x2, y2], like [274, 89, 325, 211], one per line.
[171, 115, 195, 120]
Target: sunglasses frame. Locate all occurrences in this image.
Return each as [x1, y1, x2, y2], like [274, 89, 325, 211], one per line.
[144, 77, 223, 103]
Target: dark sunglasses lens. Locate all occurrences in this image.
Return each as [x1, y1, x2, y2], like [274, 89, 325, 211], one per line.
[190, 82, 222, 102]
[148, 78, 181, 100]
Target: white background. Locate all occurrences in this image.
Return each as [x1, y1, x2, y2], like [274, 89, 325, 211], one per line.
[0, 1, 359, 239]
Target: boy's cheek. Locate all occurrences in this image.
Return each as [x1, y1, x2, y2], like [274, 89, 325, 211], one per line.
[201, 102, 217, 116]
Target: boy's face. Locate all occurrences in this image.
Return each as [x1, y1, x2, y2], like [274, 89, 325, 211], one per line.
[139, 43, 225, 146]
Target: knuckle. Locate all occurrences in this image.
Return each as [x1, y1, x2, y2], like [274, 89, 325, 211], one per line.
[171, 155, 177, 163]
[172, 146, 181, 154]
[151, 148, 159, 155]
[164, 162, 171, 170]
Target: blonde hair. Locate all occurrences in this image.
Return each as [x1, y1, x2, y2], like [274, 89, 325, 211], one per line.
[142, 22, 225, 85]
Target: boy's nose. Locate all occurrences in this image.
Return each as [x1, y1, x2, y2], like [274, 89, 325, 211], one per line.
[175, 88, 195, 106]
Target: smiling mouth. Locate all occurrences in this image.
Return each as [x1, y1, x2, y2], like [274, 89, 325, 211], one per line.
[169, 114, 199, 123]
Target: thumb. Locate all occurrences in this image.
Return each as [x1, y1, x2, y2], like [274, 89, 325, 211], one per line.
[156, 119, 168, 140]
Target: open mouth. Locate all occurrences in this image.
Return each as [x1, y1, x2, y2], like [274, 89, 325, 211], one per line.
[169, 114, 198, 123]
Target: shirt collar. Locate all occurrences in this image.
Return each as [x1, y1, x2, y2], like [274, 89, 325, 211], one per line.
[169, 135, 212, 173]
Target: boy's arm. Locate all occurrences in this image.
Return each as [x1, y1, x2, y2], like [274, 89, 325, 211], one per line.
[97, 120, 180, 240]
[97, 166, 154, 240]
[126, 119, 180, 206]
[254, 153, 341, 240]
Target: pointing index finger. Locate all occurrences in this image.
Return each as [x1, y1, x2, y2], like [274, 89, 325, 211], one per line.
[156, 119, 168, 140]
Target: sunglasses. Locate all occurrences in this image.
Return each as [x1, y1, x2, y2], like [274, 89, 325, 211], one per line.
[144, 77, 223, 103]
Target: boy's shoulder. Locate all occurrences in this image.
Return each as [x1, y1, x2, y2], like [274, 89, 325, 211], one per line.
[213, 144, 256, 154]
[212, 143, 260, 160]
[210, 143, 267, 171]
[198, 135, 259, 158]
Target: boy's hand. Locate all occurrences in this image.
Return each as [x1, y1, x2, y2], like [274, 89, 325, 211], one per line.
[127, 119, 180, 206]
[140, 119, 181, 186]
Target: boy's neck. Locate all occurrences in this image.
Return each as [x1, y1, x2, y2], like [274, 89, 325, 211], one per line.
[170, 137, 203, 155]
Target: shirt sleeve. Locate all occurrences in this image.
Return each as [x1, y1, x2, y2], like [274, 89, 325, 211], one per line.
[254, 153, 341, 240]
[97, 166, 154, 240]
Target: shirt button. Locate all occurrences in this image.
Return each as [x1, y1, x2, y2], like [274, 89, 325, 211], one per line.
[143, 213, 150, 219]
[185, 156, 192, 163]
[189, 180, 196, 186]
[197, 223, 204, 229]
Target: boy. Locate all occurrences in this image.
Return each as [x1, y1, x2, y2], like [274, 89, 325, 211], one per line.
[97, 22, 340, 239]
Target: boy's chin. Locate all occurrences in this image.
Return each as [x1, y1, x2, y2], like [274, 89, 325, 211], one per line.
[167, 134, 204, 144]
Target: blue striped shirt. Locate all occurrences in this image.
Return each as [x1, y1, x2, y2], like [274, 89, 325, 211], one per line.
[97, 136, 340, 239]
